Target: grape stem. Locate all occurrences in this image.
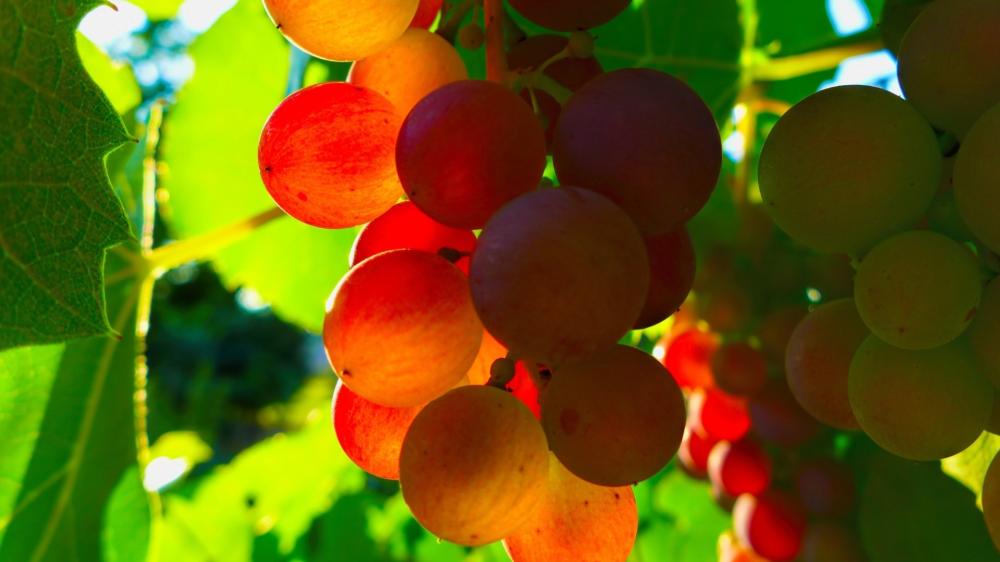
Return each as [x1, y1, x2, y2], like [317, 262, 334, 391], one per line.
[750, 37, 884, 82]
[484, 0, 507, 83]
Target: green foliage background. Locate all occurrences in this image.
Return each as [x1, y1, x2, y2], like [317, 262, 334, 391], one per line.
[0, 0, 998, 561]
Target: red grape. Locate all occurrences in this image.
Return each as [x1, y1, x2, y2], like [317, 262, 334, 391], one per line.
[708, 439, 772, 498]
[688, 388, 751, 442]
[332, 381, 421, 480]
[350, 201, 476, 273]
[470, 188, 649, 365]
[541, 344, 686, 486]
[733, 491, 807, 562]
[324, 249, 482, 407]
[553, 68, 722, 234]
[507, 0, 630, 31]
[409, 0, 442, 28]
[258, 83, 402, 229]
[749, 378, 822, 448]
[678, 427, 719, 479]
[396, 80, 546, 229]
[635, 226, 696, 329]
[662, 329, 720, 389]
[712, 341, 768, 397]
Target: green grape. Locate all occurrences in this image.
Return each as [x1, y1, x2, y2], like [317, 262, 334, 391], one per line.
[968, 276, 1000, 388]
[854, 230, 982, 350]
[954, 101, 1000, 254]
[785, 298, 867, 430]
[897, 0, 1000, 138]
[848, 336, 992, 461]
[758, 85, 940, 255]
[399, 386, 548, 546]
[263, 0, 417, 61]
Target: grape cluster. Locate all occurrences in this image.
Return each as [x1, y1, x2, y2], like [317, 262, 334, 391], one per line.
[256, 0, 722, 558]
[656, 261, 865, 562]
[759, 0, 1000, 551]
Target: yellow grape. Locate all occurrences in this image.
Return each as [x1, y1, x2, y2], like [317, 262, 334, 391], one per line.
[897, 0, 1000, 137]
[503, 454, 637, 562]
[848, 335, 992, 460]
[758, 85, 940, 254]
[541, 344, 685, 486]
[348, 28, 467, 118]
[854, 230, 981, 350]
[969, 276, 1000, 389]
[399, 386, 548, 546]
[954, 101, 1000, 254]
[323, 249, 482, 407]
[263, 0, 417, 61]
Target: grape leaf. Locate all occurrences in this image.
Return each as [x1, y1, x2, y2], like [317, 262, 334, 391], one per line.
[161, 0, 356, 334]
[0, 0, 134, 350]
[595, 0, 743, 119]
[943, 432, 1000, 503]
[0, 250, 147, 562]
[76, 33, 141, 115]
[102, 466, 151, 562]
[131, 0, 184, 20]
[154, 418, 357, 561]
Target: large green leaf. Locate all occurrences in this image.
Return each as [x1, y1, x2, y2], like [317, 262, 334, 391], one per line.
[943, 433, 1000, 503]
[0, 249, 147, 562]
[0, 0, 133, 350]
[161, 0, 356, 334]
[860, 451, 999, 562]
[76, 33, 141, 115]
[629, 467, 731, 561]
[131, 0, 184, 20]
[594, 0, 743, 118]
[155, 416, 358, 561]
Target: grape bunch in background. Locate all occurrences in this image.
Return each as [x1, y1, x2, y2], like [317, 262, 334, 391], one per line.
[255, 0, 721, 559]
[756, 0, 1000, 553]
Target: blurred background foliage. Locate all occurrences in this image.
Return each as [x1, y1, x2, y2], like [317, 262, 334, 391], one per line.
[5, 0, 997, 560]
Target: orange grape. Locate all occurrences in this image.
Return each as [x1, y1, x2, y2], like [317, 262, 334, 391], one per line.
[399, 386, 548, 545]
[785, 299, 866, 430]
[503, 454, 637, 562]
[263, 0, 417, 61]
[349, 28, 467, 118]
